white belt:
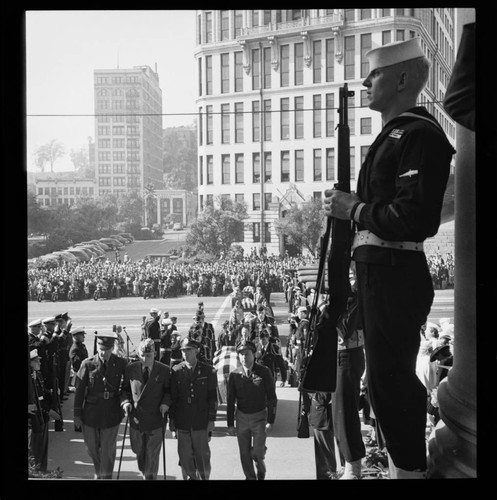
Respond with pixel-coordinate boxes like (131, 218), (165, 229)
(352, 230), (424, 253)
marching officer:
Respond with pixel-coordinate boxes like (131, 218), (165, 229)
(73, 331), (128, 479)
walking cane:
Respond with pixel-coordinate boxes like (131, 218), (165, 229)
(117, 414), (129, 479)
(161, 414), (167, 480)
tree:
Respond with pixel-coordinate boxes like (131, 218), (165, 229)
(70, 146), (94, 179)
(273, 198), (326, 255)
(34, 139), (66, 173)
(186, 198), (247, 256)
(162, 126), (197, 192)
(27, 192), (51, 235)
(116, 190), (144, 227)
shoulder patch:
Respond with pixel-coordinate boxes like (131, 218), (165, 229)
(389, 129), (405, 139)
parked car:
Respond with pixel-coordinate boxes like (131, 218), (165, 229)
(64, 248), (91, 262)
(118, 232), (134, 243)
(77, 244), (105, 257)
(110, 234), (128, 245)
(99, 237), (124, 250)
(51, 251), (79, 263)
(172, 222), (183, 231)
(87, 240), (112, 251)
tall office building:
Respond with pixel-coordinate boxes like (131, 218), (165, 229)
(93, 65), (164, 198)
(195, 9), (456, 255)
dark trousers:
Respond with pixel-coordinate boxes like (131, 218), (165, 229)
(29, 421), (49, 472)
(356, 259), (433, 471)
(332, 347), (366, 463)
(312, 428), (337, 479)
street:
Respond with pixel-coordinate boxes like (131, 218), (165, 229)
(27, 287), (454, 480)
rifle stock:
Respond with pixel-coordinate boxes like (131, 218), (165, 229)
(299, 84), (354, 393)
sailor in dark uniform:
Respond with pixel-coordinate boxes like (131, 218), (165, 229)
(325, 37), (455, 479)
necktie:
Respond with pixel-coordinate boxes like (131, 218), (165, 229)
(143, 367), (149, 383)
(102, 360), (107, 373)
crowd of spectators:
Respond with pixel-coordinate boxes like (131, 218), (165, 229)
(28, 253), (318, 303)
(427, 252), (454, 290)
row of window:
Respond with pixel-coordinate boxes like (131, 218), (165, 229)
(96, 100), (140, 110)
(198, 93), (371, 146)
(199, 9), (416, 45)
(97, 126), (140, 135)
(96, 115), (141, 123)
(37, 186), (94, 196)
(95, 76), (140, 84)
(198, 146), (369, 186)
(199, 30), (416, 96)
(98, 164), (140, 174)
(98, 152), (141, 161)
(97, 139), (141, 148)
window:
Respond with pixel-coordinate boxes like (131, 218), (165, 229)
(344, 9), (355, 22)
(206, 105), (213, 144)
(345, 36), (355, 80)
(264, 152), (272, 182)
(113, 151), (125, 161)
(295, 150), (304, 182)
(206, 155), (213, 184)
(221, 104), (230, 144)
(313, 95), (322, 138)
(361, 90), (368, 107)
(350, 146), (356, 180)
(313, 191), (322, 201)
(252, 101), (260, 142)
(294, 96), (304, 139)
(234, 10), (243, 36)
(264, 222), (271, 243)
(113, 164), (125, 174)
(206, 55), (213, 95)
(199, 156), (203, 185)
(360, 117), (372, 134)
(222, 154), (231, 184)
(360, 9), (371, 20)
(198, 58), (203, 96)
(235, 193), (244, 204)
(253, 193), (261, 211)
(113, 138), (125, 148)
(221, 10), (230, 40)
(98, 139), (110, 148)
(361, 33), (372, 78)
(234, 51), (243, 92)
(382, 30), (391, 45)
(281, 151), (290, 182)
(294, 42), (304, 85)
(205, 11), (213, 43)
(396, 30), (405, 41)
(252, 48), (260, 90)
(313, 40), (322, 83)
(313, 149), (322, 181)
(235, 102), (244, 143)
(264, 193), (272, 210)
(198, 107), (203, 145)
(380, 9), (391, 17)
(326, 148), (335, 180)
(252, 10), (259, 27)
(280, 45), (289, 87)
(253, 153), (260, 183)
(235, 154), (244, 183)
(221, 53), (230, 93)
(325, 39), (334, 82)
(348, 94), (355, 135)
(253, 223), (260, 242)
(264, 10), (271, 25)
(280, 98), (290, 140)
(326, 93), (335, 137)
(263, 47), (271, 89)
(361, 145), (369, 168)
(206, 194), (213, 206)
(264, 99), (271, 141)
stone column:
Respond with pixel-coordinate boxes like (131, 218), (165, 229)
(427, 8), (476, 479)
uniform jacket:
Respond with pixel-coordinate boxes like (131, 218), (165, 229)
(145, 315), (161, 340)
(69, 340), (88, 372)
(308, 392), (333, 431)
(227, 362), (277, 427)
(169, 359), (217, 431)
(121, 360), (172, 432)
(354, 107), (455, 265)
(74, 353), (128, 428)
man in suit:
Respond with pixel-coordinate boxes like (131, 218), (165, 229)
(73, 331), (128, 479)
(68, 327), (88, 430)
(169, 338), (218, 480)
(122, 339), (171, 480)
(144, 308), (163, 360)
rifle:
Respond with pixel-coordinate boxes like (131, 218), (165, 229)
(299, 83), (354, 393)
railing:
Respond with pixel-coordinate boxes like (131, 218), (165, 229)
(240, 12), (343, 37)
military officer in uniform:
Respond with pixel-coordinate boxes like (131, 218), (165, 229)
(143, 308), (162, 360)
(28, 318), (43, 350)
(325, 37), (455, 479)
(73, 331), (128, 479)
(169, 338), (218, 480)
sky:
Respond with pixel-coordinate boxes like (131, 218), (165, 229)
(25, 9), (198, 172)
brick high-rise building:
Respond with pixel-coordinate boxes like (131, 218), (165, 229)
(194, 9), (456, 255)
(93, 65), (164, 198)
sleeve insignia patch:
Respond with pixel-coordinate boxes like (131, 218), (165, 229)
(389, 129), (405, 139)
